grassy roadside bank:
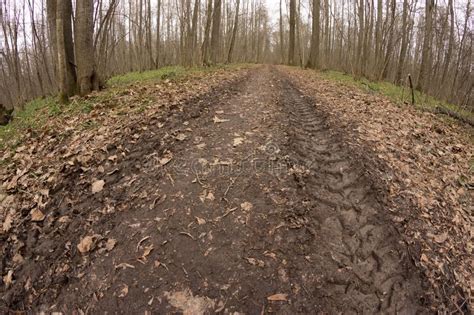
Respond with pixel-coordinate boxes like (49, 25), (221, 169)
(0, 64), (251, 150)
(317, 70), (473, 125)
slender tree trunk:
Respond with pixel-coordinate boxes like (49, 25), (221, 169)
(381, 0), (396, 80)
(190, 0), (200, 65)
(440, 0), (454, 87)
(416, 0), (434, 91)
(374, 0), (382, 72)
(201, 0), (213, 65)
(55, 0), (76, 103)
(46, 0), (57, 75)
(356, 0), (364, 76)
(395, 0), (410, 84)
(210, 0), (222, 64)
(227, 0), (240, 63)
(155, 0), (161, 68)
(288, 0), (296, 65)
(306, 0), (320, 69)
(279, 0), (284, 63)
(75, 0), (99, 96)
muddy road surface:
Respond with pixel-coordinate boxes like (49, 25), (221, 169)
(1, 66), (429, 313)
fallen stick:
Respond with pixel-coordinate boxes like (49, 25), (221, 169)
(434, 106), (474, 126)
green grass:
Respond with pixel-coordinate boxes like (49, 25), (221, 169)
(106, 66), (187, 87)
(106, 63), (254, 88)
(319, 70), (473, 122)
(0, 97), (58, 148)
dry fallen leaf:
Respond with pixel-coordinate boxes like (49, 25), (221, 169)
(77, 236), (95, 254)
(12, 253), (24, 265)
(3, 270), (13, 287)
(159, 156), (173, 166)
(175, 133), (187, 141)
(246, 257), (264, 267)
(199, 190), (215, 203)
(196, 217), (206, 225)
(92, 180), (105, 193)
(206, 192), (215, 201)
(2, 211), (13, 233)
(240, 202), (253, 211)
(30, 208), (45, 222)
(105, 238), (117, 251)
(138, 245), (154, 264)
(264, 251), (277, 259)
(118, 284), (129, 298)
(267, 293), (288, 301)
(233, 137), (244, 147)
(433, 232), (449, 243)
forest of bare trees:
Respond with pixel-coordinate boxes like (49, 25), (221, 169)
(0, 0), (472, 112)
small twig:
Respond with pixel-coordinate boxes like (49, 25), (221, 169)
(136, 236), (150, 251)
(223, 172), (242, 197)
(222, 207), (238, 219)
(193, 168), (206, 187)
(179, 232), (195, 240)
(214, 207), (238, 222)
(166, 173), (175, 186)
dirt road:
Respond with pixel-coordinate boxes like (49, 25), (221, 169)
(1, 66), (431, 313)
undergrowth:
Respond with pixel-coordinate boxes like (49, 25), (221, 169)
(319, 70), (473, 122)
(0, 64), (249, 149)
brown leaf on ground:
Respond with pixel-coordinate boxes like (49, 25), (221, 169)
(233, 137), (244, 147)
(2, 211), (13, 233)
(246, 257), (264, 267)
(91, 180), (105, 193)
(77, 236), (95, 254)
(3, 270), (13, 287)
(240, 202), (253, 211)
(118, 284), (129, 298)
(105, 238), (117, 251)
(164, 289), (216, 315)
(30, 208), (45, 222)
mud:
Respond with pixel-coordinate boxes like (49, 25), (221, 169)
(1, 66), (429, 313)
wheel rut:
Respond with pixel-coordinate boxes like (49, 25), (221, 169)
(276, 71), (425, 313)
(0, 66), (430, 313)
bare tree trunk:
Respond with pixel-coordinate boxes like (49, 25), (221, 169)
(395, 0), (410, 84)
(155, 0), (161, 67)
(46, 0), (57, 74)
(416, 0), (434, 91)
(380, 0), (395, 80)
(75, 0), (99, 96)
(210, 0), (222, 64)
(306, 0), (320, 69)
(227, 0), (240, 63)
(202, 0), (213, 65)
(146, 0), (154, 68)
(374, 0), (382, 72)
(288, 0), (296, 65)
(55, 0), (76, 103)
(356, 0), (364, 77)
(279, 0), (284, 63)
(440, 0), (454, 87)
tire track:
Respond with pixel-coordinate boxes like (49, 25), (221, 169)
(277, 72), (425, 313)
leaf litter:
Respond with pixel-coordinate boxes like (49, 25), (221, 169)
(285, 66), (472, 311)
(0, 65), (469, 313)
